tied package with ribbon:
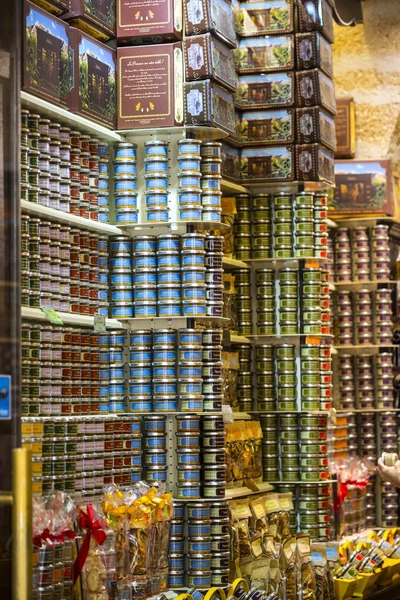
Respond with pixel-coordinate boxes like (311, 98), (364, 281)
(225, 421), (263, 488)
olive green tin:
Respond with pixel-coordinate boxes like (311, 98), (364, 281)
(254, 223), (272, 234)
(257, 325), (275, 335)
(275, 249), (293, 258)
(259, 414), (278, 428)
(253, 194), (272, 208)
(303, 323), (322, 335)
(253, 249), (272, 259)
(301, 386), (320, 399)
(296, 235), (314, 246)
(280, 324), (299, 334)
(253, 235), (272, 247)
(301, 359), (319, 371)
(238, 372), (253, 386)
(274, 193), (292, 207)
(257, 386), (275, 400)
(258, 400), (277, 411)
(296, 208), (314, 219)
(276, 358), (296, 372)
(280, 284), (298, 297)
(263, 468), (280, 482)
(275, 209), (293, 220)
(256, 345), (273, 359)
(275, 345), (295, 358)
(282, 468), (300, 482)
(261, 428), (278, 441)
(256, 269), (274, 283)
(256, 285), (274, 298)
(254, 209), (272, 221)
(280, 298), (298, 310)
(301, 400), (321, 411)
(236, 223), (251, 235)
(301, 468), (329, 482)
(301, 372), (321, 386)
(256, 359), (274, 371)
(299, 497), (330, 511)
(257, 298), (275, 310)
(295, 221), (314, 234)
(237, 298), (252, 311)
(274, 235), (293, 247)
(277, 372), (296, 385)
(295, 192), (314, 206)
(279, 269), (298, 283)
(278, 400), (297, 411)
(300, 429), (327, 441)
(303, 297), (321, 310)
(280, 414), (298, 428)
(281, 441), (300, 455)
(301, 346), (320, 358)
(257, 373), (275, 386)
(281, 455), (300, 469)
(300, 454), (328, 468)
(275, 221), (293, 234)
(300, 442), (327, 455)
(236, 249), (252, 260)
(277, 385), (296, 399)
(279, 428), (298, 441)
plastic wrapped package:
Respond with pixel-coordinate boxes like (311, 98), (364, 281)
(225, 421), (263, 487)
(222, 350), (239, 409)
(296, 534), (317, 600)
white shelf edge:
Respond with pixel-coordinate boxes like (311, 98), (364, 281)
(21, 200), (123, 235)
(21, 306), (123, 329)
(225, 482), (274, 499)
(230, 334), (252, 344)
(327, 218), (337, 229)
(221, 179), (248, 194)
(223, 257), (250, 269)
(21, 91), (124, 142)
(333, 280), (394, 291)
(335, 409), (399, 413)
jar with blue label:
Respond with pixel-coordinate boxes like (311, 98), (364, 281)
(182, 286), (206, 301)
(131, 454), (142, 467)
(188, 555), (212, 571)
(145, 157), (169, 173)
(170, 519), (185, 536)
(153, 363), (176, 379)
(109, 400), (125, 413)
(201, 175), (221, 191)
(144, 416), (166, 432)
(179, 364), (202, 378)
(109, 383), (125, 396)
(180, 397), (204, 412)
(145, 465), (168, 484)
(100, 401), (109, 412)
(176, 482), (201, 499)
(99, 366), (110, 380)
(109, 348), (125, 362)
(183, 303), (207, 316)
(110, 256), (131, 271)
(134, 288), (157, 303)
(168, 570), (185, 587)
(169, 536), (184, 553)
(179, 381), (202, 396)
(98, 289), (109, 302)
(176, 415), (200, 432)
(182, 253), (205, 268)
(111, 305), (134, 319)
(177, 449), (201, 465)
(157, 253), (180, 269)
(178, 156), (201, 172)
(98, 195), (109, 207)
(201, 158), (222, 175)
(133, 253), (157, 270)
(130, 399), (152, 412)
(111, 289), (133, 303)
(177, 171), (202, 189)
(172, 501), (184, 518)
(158, 270), (181, 285)
(181, 234), (205, 252)
(153, 398), (178, 412)
(98, 210), (110, 223)
(110, 273), (132, 288)
(188, 520), (211, 537)
(130, 330), (152, 346)
(157, 287), (181, 302)
(133, 236), (157, 253)
(146, 192), (169, 208)
(182, 270), (206, 285)
(98, 272), (109, 285)
(176, 433), (200, 448)
(144, 433), (167, 449)
(131, 469), (143, 483)
(177, 465), (201, 482)
(157, 234), (180, 253)
(115, 209), (139, 225)
(114, 142), (137, 161)
(110, 236), (132, 254)
(130, 381), (152, 397)
(153, 382), (177, 396)
(114, 161), (137, 176)
(187, 502), (211, 520)
(144, 140), (169, 157)
(178, 139), (201, 156)
(180, 206), (203, 222)
(130, 347), (152, 363)
(147, 208), (169, 223)
(134, 271), (157, 287)
(157, 303), (181, 318)
(179, 329), (203, 345)
(179, 347), (203, 362)
(179, 190), (202, 206)
(203, 209), (222, 222)
(188, 537), (212, 554)
(99, 384), (109, 397)
(145, 174), (169, 190)
(188, 571), (212, 588)
(153, 329), (176, 345)
(202, 191), (222, 207)
(114, 178), (137, 193)
(115, 194), (138, 209)
(135, 304), (157, 318)
(98, 178), (109, 191)
(170, 554), (185, 570)
(109, 366), (125, 381)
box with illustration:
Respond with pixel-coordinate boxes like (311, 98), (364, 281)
(235, 0), (293, 37)
(234, 35), (294, 74)
(117, 43), (184, 129)
(296, 107), (336, 151)
(69, 28), (116, 128)
(235, 72), (295, 109)
(221, 142), (241, 181)
(296, 143), (334, 184)
(116, 0), (182, 44)
(29, 0), (69, 16)
(23, 1), (72, 107)
(239, 145), (295, 183)
(297, 0), (334, 43)
(184, 0), (237, 48)
(62, 0), (115, 41)
(296, 69), (336, 115)
(183, 33), (236, 91)
(184, 79), (235, 134)
(238, 109), (295, 145)
(295, 32), (333, 77)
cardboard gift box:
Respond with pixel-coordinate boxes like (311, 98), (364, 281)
(23, 0), (72, 108)
(296, 107), (336, 151)
(235, 72), (295, 109)
(184, 79), (235, 135)
(297, 0), (334, 43)
(69, 28), (116, 129)
(183, 33), (237, 91)
(296, 69), (337, 115)
(239, 109), (295, 146)
(239, 145), (295, 183)
(235, 0), (294, 37)
(295, 32), (333, 78)
(29, 0), (69, 16)
(234, 35), (295, 74)
(116, 0), (182, 44)
(296, 143), (335, 184)
(221, 142), (241, 181)
(117, 43), (184, 129)
(62, 0), (115, 41)
(335, 98), (356, 159)
(184, 0), (237, 48)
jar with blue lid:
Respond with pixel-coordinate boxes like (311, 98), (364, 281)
(131, 453), (143, 467)
(153, 346), (176, 362)
(147, 209), (170, 223)
(114, 142), (137, 161)
(182, 270), (206, 285)
(145, 174), (169, 190)
(114, 178), (137, 193)
(98, 178), (109, 191)
(179, 346), (203, 362)
(144, 466), (168, 483)
(109, 400), (125, 413)
(99, 384), (109, 397)
(180, 206), (203, 222)
(187, 502), (211, 520)
(176, 415), (200, 432)
(130, 399), (152, 412)
(111, 272), (132, 288)
(144, 140), (169, 157)
(188, 537), (212, 554)
(134, 271), (157, 287)
(158, 270), (181, 285)
(99, 367), (110, 381)
(98, 195), (109, 207)
(168, 570), (185, 587)
(144, 415), (166, 432)
(115, 210), (139, 224)
(100, 400), (109, 412)
(179, 329), (203, 345)
(179, 381), (202, 396)
(182, 286), (206, 301)
(157, 286), (181, 302)
(115, 194), (138, 209)
(169, 554), (185, 570)
(180, 396), (204, 414)
(110, 236), (131, 254)
(201, 175), (221, 190)
(109, 366), (125, 381)
(108, 330), (126, 346)
(203, 208), (222, 222)
(99, 235), (110, 253)
(111, 289), (133, 303)
(183, 303), (207, 316)
(135, 304), (157, 318)
(176, 482), (201, 499)
(178, 155), (201, 172)
(201, 191), (222, 207)
(172, 501), (185, 518)
(109, 383), (125, 396)
(157, 234), (180, 253)
(144, 433), (167, 449)
(110, 256), (131, 270)
(178, 139), (201, 156)
(169, 537), (184, 553)
(111, 305), (134, 319)
(177, 449), (201, 465)
(114, 161), (137, 176)
(176, 433), (200, 448)
(145, 157), (169, 173)
(179, 189), (202, 206)
(177, 465), (201, 482)
(98, 289), (109, 302)
(133, 236), (156, 253)
(133, 253), (157, 270)
(170, 519), (185, 536)
(134, 288), (157, 303)
(146, 192), (169, 208)
(153, 328), (176, 345)
(157, 253), (180, 269)
(181, 253), (205, 268)
(130, 330), (152, 346)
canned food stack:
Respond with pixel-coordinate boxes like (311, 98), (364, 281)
(381, 482), (399, 528)
(372, 225), (391, 280)
(252, 194), (272, 259)
(300, 413), (330, 487)
(181, 234), (205, 317)
(176, 419), (201, 500)
(205, 235), (224, 317)
(314, 193), (329, 260)
(210, 501), (230, 586)
(346, 414), (358, 456)
(32, 537), (74, 600)
(202, 330), (223, 413)
(333, 228), (352, 282)
(375, 288), (393, 345)
(154, 328), (179, 412)
(109, 235), (133, 320)
(256, 345), (275, 412)
(294, 192), (314, 258)
(274, 193), (293, 258)
(233, 269), (252, 336)
(338, 354), (355, 410)
(179, 329), (203, 413)
(260, 413), (279, 482)
(158, 234), (182, 317)
(278, 344), (297, 412)
(114, 141), (138, 225)
(143, 416), (168, 487)
(101, 329), (126, 415)
(366, 478), (377, 528)
(280, 413), (300, 483)
(202, 416), (226, 499)
(201, 142), (223, 222)
(356, 289), (373, 345)
(129, 329), (152, 413)
(186, 502), (212, 588)
(302, 267), (323, 336)
(131, 235), (157, 317)
(357, 354), (374, 410)
(169, 500), (185, 588)
(377, 352), (394, 408)
(321, 269), (332, 335)
(359, 413), (377, 462)
(233, 193), (251, 260)
(97, 235), (110, 317)
(327, 235), (335, 281)
(353, 227), (371, 282)
(279, 269), (298, 335)
(178, 138), (202, 223)
(235, 344), (253, 412)
(336, 290), (353, 346)
(256, 268), (275, 335)
(298, 484), (334, 541)
(96, 141), (109, 221)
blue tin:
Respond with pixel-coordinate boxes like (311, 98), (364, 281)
(131, 420), (142, 433)
(153, 348), (176, 362)
(98, 238), (108, 253)
(182, 270), (206, 284)
(201, 176), (221, 190)
(130, 365), (152, 379)
(115, 210), (139, 224)
(144, 141), (169, 157)
(177, 484), (201, 498)
(179, 365), (202, 378)
(98, 196), (109, 207)
(113, 162), (137, 176)
(178, 139), (201, 155)
(153, 365), (176, 379)
(109, 366), (125, 380)
(134, 254), (157, 269)
(99, 352), (110, 363)
(189, 556), (211, 570)
(146, 193), (169, 207)
(176, 434), (200, 448)
(179, 191), (202, 206)
(189, 539), (212, 553)
(111, 289), (133, 302)
(169, 538), (184, 553)
(180, 349), (202, 362)
(202, 192), (222, 207)
(147, 209), (169, 222)
(181, 254), (204, 268)
(109, 401), (125, 412)
(170, 556), (185, 570)
(178, 172), (201, 188)
(130, 400), (152, 412)
(130, 331), (152, 346)
(153, 400), (178, 412)
(130, 383), (152, 396)
(153, 382), (177, 395)
(135, 305), (157, 317)
(144, 434), (167, 449)
(133, 237), (157, 253)
(108, 331), (126, 346)
(181, 234), (205, 251)
(201, 161), (221, 174)
(180, 382), (202, 395)
(98, 212), (110, 223)
(183, 287), (206, 301)
(153, 329), (176, 345)
(110, 273), (132, 287)
(145, 175), (169, 189)
(114, 178), (137, 192)
(157, 235), (180, 252)
(98, 144), (109, 157)
(181, 398), (204, 411)
(100, 401), (109, 413)
(98, 333), (110, 347)
(111, 305), (134, 319)
(177, 416), (200, 431)
(130, 349), (152, 362)
(172, 502), (185, 518)
(168, 572), (185, 587)
(97, 306), (109, 316)
(178, 467), (201, 482)
(109, 383), (125, 395)
(98, 272), (109, 285)
(188, 522), (211, 537)
(144, 416), (166, 432)
(99, 368), (110, 381)
(146, 467), (167, 481)
(178, 157), (201, 171)
(158, 271), (181, 285)
(115, 194), (138, 209)
(203, 209), (222, 222)
(131, 438), (142, 450)
(145, 158), (169, 173)
(131, 471), (142, 483)
(134, 271), (157, 286)
(99, 385), (109, 397)
(183, 304), (207, 317)
(98, 289), (109, 301)
(98, 162), (109, 174)
(187, 504), (211, 520)
(180, 330), (203, 345)
(109, 350), (124, 363)
(158, 304), (182, 317)
(180, 207), (203, 221)
(114, 143), (137, 160)
(157, 254), (180, 269)
(110, 257), (131, 270)
(177, 451), (201, 465)
(171, 521), (184, 536)
(144, 452), (166, 466)
(98, 255), (109, 269)
(158, 287), (181, 301)
(98, 179), (109, 190)
(134, 288), (157, 302)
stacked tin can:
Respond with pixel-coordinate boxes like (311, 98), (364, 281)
(176, 417), (201, 500)
(210, 501), (230, 586)
(201, 141), (222, 222)
(377, 352), (394, 408)
(256, 269), (275, 335)
(177, 139), (202, 222)
(114, 142), (138, 225)
(372, 225), (391, 279)
(233, 193), (251, 260)
(143, 140), (169, 223)
(252, 194), (272, 259)
(33, 536), (75, 600)
(100, 329), (126, 414)
(327, 234), (335, 281)
(314, 193), (329, 260)
(158, 234), (183, 317)
(202, 415), (225, 499)
(274, 193), (292, 258)
(169, 500), (185, 588)
(302, 344), (333, 412)
(109, 235), (133, 320)
(233, 269), (252, 336)
(179, 329), (204, 413)
(302, 267), (322, 336)
(260, 413), (279, 482)
(353, 227), (371, 281)
(376, 288), (393, 344)
(98, 235), (110, 317)
(297, 483), (333, 540)
(205, 235), (224, 317)
(320, 269), (332, 335)
(356, 289), (374, 344)
(337, 354), (356, 410)
(333, 228), (352, 282)
(202, 330), (223, 412)
(294, 192), (314, 258)
(129, 329), (153, 413)
(154, 328), (178, 412)
(132, 235), (157, 317)
(70, 227), (99, 316)
(381, 482), (399, 527)
(143, 416), (168, 487)
(186, 501), (212, 588)
(280, 268), (299, 334)
(256, 344), (275, 411)
(235, 344), (253, 412)
(96, 141), (109, 222)
(336, 290), (353, 346)
(182, 233), (207, 317)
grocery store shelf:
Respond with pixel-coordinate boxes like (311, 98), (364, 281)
(334, 280), (394, 291)
(245, 181), (333, 193)
(222, 257), (250, 270)
(121, 316), (230, 329)
(335, 344), (397, 354)
(249, 410), (331, 415)
(21, 307), (123, 328)
(329, 215), (396, 228)
(23, 412), (223, 420)
(230, 335), (252, 344)
(221, 179), (248, 194)
(118, 125), (228, 140)
(335, 409), (399, 413)
(247, 334), (334, 344)
(327, 218), (337, 229)
(265, 480), (335, 485)
(21, 91), (124, 142)
(119, 221), (229, 236)
(246, 257), (332, 267)
(225, 482), (274, 499)
(21, 200), (123, 235)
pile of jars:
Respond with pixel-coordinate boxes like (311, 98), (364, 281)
(32, 537), (74, 600)
(114, 142), (138, 225)
(337, 353), (394, 410)
(98, 329), (126, 414)
(233, 269), (252, 336)
(205, 236), (224, 317)
(142, 415), (169, 487)
(201, 142), (223, 220)
(178, 139), (203, 222)
(335, 289), (393, 346)
(234, 344), (253, 412)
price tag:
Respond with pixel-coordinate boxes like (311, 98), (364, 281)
(305, 260), (320, 269)
(222, 405), (234, 424)
(41, 307), (64, 325)
(94, 313), (106, 332)
(306, 336), (321, 346)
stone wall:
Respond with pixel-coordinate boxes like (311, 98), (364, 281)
(333, 0), (400, 172)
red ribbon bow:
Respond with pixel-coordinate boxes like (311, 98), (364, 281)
(33, 528), (76, 548)
(73, 504), (107, 584)
(334, 478), (369, 510)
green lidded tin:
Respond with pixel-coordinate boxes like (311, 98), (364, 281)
(280, 284), (298, 297)
(275, 209), (292, 220)
(253, 249), (273, 259)
(253, 193), (272, 208)
(278, 400), (297, 411)
(256, 345), (273, 359)
(296, 235), (314, 246)
(301, 385), (320, 399)
(301, 359), (319, 371)
(301, 345), (320, 358)
(257, 386), (275, 399)
(303, 268), (321, 282)
(254, 209), (272, 221)
(301, 468), (329, 482)
(274, 234), (292, 247)
(295, 192), (314, 206)
(257, 373), (275, 386)
(279, 428), (298, 441)
(296, 208), (314, 220)
(236, 223), (251, 235)
(279, 269), (298, 283)
(277, 372), (296, 385)
(235, 193), (251, 209)
(275, 344), (295, 359)
(301, 372), (320, 386)
(300, 428), (326, 441)
(256, 268), (274, 283)
(282, 468), (300, 482)
(276, 358), (296, 372)
(274, 193), (292, 207)
(236, 249), (252, 260)
(303, 323), (322, 335)
(257, 284), (274, 297)
(281, 455), (300, 468)
(280, 414), (298, 428)
(263, 469), (280, 482)
(260, 413), (278, 428)
(278, 385), (296, 399)
(257, 325), (275, 335)
(258, 400), (276, 411)
(275, 249), (293, 258)
(295, 221), (314, 234)
(300, 455), (328, 468)
(261, 427), (278, 441)
(280, 441), (299, 455)
(280, 298), (298, 310)
(235, 235), (252, 248)
(254, 223), (272, 234)
(299, 497), (329, 511)
(275, 221), (293, 234)
(256, 359), (274, 372)
(303, 297), (321, 310)
(300, 442), (327, 455)
(280, 311), (297, 324)
(302, 400), (321, 411)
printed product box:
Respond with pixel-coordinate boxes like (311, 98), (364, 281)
(295, 32), (333, 78)
(296, 69), (336, 115)
(69, 28), (116, 129)
(235, 72), (295, 109)
(239, 109), (295, 146)
(335, 98), (356, 159)
(117, 43), (184, 129)
(183, 33), (236, 91)
(116, 0), (182, 44)
(62, 0), (115, 42)
(184, 0), (237, 48)
(297, 0), (334, 43)
(23, 1), (72, 108)
(239, 145), (295, 183)
(296, 107), (336, 152)
(235, 0), (293, 37)
(331, 160), (399, 217)
(296, 143), (334, 184)
(29, 0), (69, 16)
(184, 79), (235, 135)
(221, 142), (241, 181)
(234, 35), (295, 74)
